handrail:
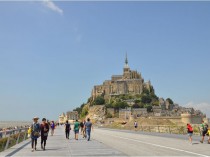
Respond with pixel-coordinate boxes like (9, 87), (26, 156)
(0, 127), (29, 152)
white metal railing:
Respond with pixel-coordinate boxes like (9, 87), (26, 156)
(0, 127), (28, 152)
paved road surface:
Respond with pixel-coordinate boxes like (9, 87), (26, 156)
(93, 128), (210, 156)
(0, 126), (210, 156)
(0, 126), (125, 157)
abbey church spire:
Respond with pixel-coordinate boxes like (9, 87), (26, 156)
(124, 53), (129, 69)
(123, 53), (130, 79)
(125, 53), (128, 65)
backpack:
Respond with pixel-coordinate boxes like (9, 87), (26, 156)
(203, 123), (208, 132)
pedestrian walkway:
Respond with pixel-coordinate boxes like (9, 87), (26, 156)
(0, 126), (125, 156)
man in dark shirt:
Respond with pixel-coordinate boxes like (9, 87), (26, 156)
(84, 118), (93, 141)
(65, 120), (71, 139)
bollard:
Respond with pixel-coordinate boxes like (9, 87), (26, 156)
(149, 126), (151, 132)
(158, 126), (160, 133)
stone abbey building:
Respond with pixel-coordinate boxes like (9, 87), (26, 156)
(91, 55), (152, 100)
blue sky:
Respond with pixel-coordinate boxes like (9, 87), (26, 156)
(0, 1), (210, 121)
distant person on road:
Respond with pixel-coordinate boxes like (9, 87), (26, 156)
(85, 118), (93, 141)
(51, 121), (55, 136)
(40, 118), (49, 151)
(31, 117), (40, 152)
(80, 120), (84, 135)
(83, 120), (86, 138)
(187, 123), (193, 144)
(65, 120), (71, 139)
(200, 120), (208, 143)
(74, 120), (80, 140)
(134, 121), (138, 131)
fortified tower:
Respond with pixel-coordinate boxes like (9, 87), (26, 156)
(91, 54), (153, 100)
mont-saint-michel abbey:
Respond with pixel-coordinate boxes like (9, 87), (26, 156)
(59, 55), (208, 125)
(91, 55), (152, 100)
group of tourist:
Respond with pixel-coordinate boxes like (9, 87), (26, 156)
(28, 117), (56, 152)
(28, 117), (93, 152)
(133, 120), (210, 145)
(186, 120), (210, 145)
(64, 118), (93, 141)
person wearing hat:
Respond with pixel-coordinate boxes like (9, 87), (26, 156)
(40, 118), (49, 150)
(31, 117), (40, 152)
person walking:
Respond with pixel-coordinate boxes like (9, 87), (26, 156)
(51, 121), (55, 136)
(80, 121), (84, 135)
(85, 118), (93, 141)
(134, 121), (138, 131)
(65, 120), (71, 139)
(74, 120), (80, 140)
(200, 120), (208, 143)
(31, 117), (40, 152)
(187, 123), (193, 145)
(82, 120), (86, 138)
(40, 118), (49, 151)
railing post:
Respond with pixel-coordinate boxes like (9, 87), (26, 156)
(4, 136), (10, 150)
(24, 131), (27, 141)
(16, 133), (21, 145)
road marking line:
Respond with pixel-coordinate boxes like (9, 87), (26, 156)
(97, 130), (209, 157)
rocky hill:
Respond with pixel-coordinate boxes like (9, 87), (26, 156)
(84, 105), (106, 123)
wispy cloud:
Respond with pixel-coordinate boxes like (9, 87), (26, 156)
(183, 101), (210, 118)
(42, 0), (63, 15)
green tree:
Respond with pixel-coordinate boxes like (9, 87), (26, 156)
(94, 96), (105, 105)
(105, 104), (113, 108)
(152, 100), (159, 106)
(80, 105), (88, 118)
(142, 88), (150, 95)
(134, 99), (141, 103)
(139, 103), (144, 108)
(133, 103), (140, 108)
(166, 98), (174, 104)
(144, 104), (153, 112)
(141, 95), (152, 104)
(73, 107), (82, 114)
(113, 101), (128, 109)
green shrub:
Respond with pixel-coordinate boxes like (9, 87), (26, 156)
(94, 96), (105, 105)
